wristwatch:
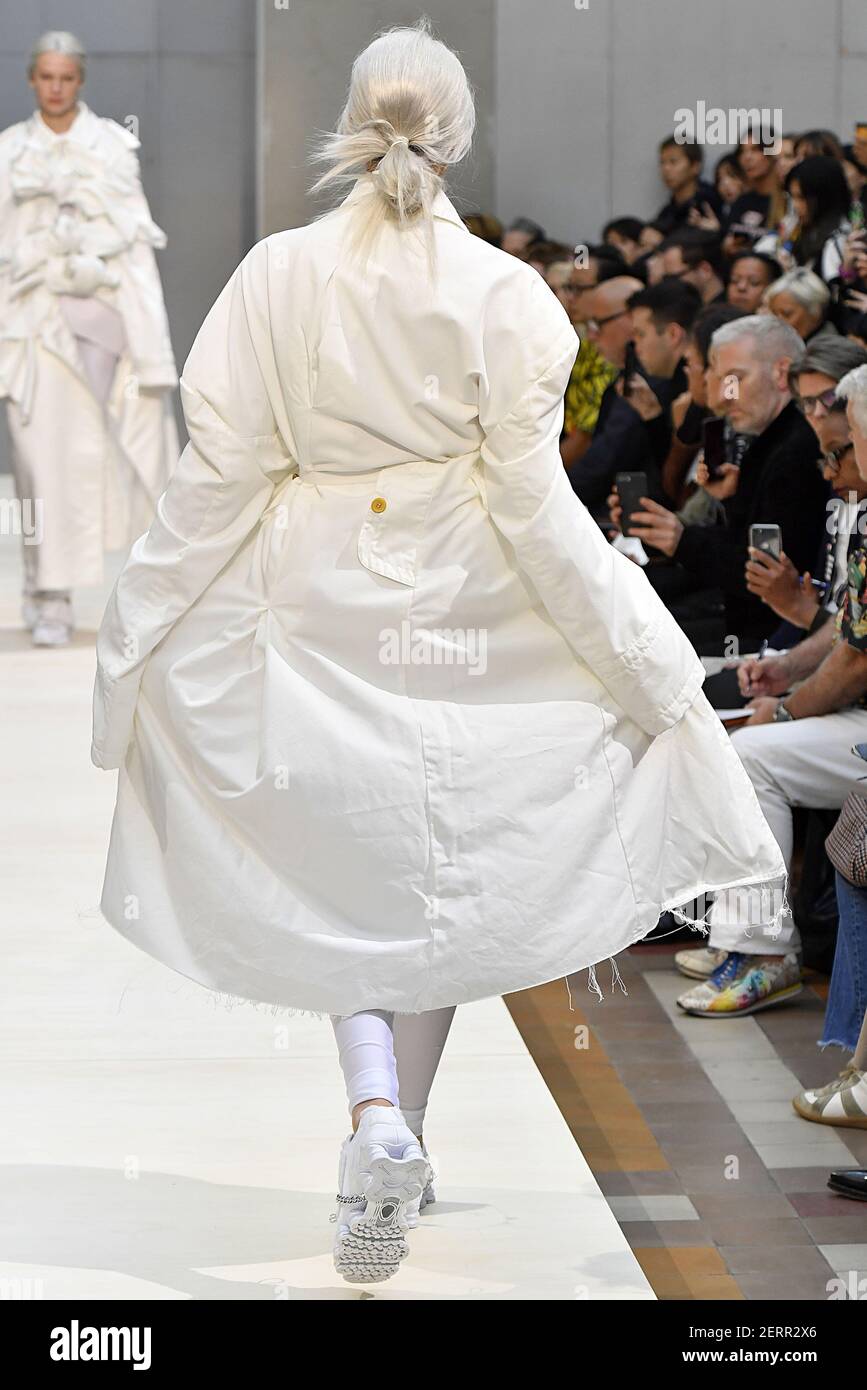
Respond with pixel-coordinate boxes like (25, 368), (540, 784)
(772, 700), (795, 723)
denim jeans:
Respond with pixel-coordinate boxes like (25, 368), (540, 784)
(821, 870), (867, 1053)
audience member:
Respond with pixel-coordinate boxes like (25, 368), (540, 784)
(653, 135), (722, 235)
(764, 266), (838, 343)
(675, 360), (867, 1019)
(659, 228), (726, 304)
(500, 216), (546, 257)
(566, 275), (697, 515)
(617, 315), (826, 653)
(727, 250), (783, 313)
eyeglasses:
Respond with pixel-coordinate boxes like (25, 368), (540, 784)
(797, 387), (844, 415)
(821, 443), (855, 474)
(585, 308), (631, 333)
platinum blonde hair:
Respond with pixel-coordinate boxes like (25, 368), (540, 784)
(837, 363), (867, 436)
(764, 267), (830, 318)
(29, 30), (87, 80)
(308, 16), (475, 280)
(710, 312), (806, 373)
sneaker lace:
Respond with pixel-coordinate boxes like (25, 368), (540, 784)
(708, 951), (747, 987)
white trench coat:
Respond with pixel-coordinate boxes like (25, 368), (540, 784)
(0, 102), (178, 591)
(92, 174), (789, 1017)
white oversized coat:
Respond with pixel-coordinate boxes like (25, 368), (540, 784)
(91, 173), (789, 1017)
(0, 102), (178, 590)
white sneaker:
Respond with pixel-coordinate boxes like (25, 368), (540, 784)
(405, 1139), (436, 1229)
(32, 595), (74, 647)
(674, 946), (727, 980)
(331, 1105), (431, 1284)
(22, 591), (39, 629)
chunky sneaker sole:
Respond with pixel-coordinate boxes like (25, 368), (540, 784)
(332, 1108), (432, 1285)
(333, 1150), (431, 1283)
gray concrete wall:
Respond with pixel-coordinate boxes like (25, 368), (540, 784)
(0, 0), (255, 468)
(496, 0), (867, 246)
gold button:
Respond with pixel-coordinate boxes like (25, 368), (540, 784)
(370, 496), (387, 513)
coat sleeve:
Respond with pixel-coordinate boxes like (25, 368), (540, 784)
(91, 238), (295, 770)
(477, 265), (707, 737)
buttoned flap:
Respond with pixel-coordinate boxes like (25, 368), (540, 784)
(356, 466), (439, 586)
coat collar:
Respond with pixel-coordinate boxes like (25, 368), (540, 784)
(337, 173), (468, 231)
(28, 100), (101, 149)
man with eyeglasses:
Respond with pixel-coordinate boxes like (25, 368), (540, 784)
(565, 274), (692, 518)
(623, 314), (826, 657)
(734, 338), (867, 700)
(675, 349), (867, 1021)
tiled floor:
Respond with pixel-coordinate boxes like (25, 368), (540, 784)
(506, 947), (867, 1300)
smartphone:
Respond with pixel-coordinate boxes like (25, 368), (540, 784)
(701, 416), (726, 480)
(616, 470), (648, 537)
(749, 523), (782, 559)
(622, 339), (639, 398)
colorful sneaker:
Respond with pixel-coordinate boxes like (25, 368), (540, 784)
(674, 946), (727, 980)
(793, 1064), (867, 1128)
(330, 1105), (431, 1284)
(405, 1139), (436, 1229)
(677, 950), (802, 1017)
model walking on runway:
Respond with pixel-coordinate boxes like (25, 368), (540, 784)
(92, 18), (789, 1283)
(0, 30), (177, 646)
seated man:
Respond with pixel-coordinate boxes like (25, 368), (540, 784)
(623, 314), (828, 653)
(700, 335), (867, 709)
(676, 360), (867, 1019)
(659, 228), (727, 305)
(565, 275), (697, 518)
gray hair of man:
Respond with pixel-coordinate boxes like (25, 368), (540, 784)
(836, 364), (867, 437)
(764, 267), (830, 317)
(29, 30), (87, 79)
(789, 337), (867, 394)
(308, 15), (475, 282)
(710, 312), (806, 377)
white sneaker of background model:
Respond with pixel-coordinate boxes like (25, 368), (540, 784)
(32, 595), (74, 647)
(22, 590), (39, 629)
(331, 1104), (431, 1284)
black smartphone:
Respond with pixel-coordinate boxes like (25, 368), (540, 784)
(701, 416), (726, 480)
(615, 470), (648, 537)
(622, 339), (639, 398)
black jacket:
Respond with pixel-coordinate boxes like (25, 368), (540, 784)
(566, 363), (687, 518)
(654, 180), (723, 236)
(673, 400), (828, 645)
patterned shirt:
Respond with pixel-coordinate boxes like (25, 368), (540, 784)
(563, 336), (618, 437)
(833, 547), (867, 708)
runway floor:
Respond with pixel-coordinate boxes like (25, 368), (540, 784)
(2, 475), (866, 1300)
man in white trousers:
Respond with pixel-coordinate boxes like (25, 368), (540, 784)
(678, 359), (867, 1017)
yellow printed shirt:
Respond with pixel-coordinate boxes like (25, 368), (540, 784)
(562, 336), (618, 437)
